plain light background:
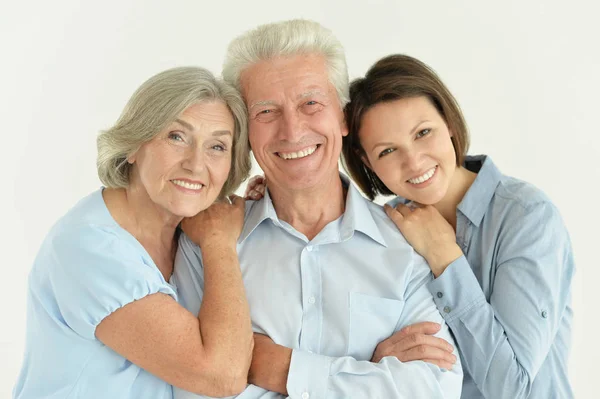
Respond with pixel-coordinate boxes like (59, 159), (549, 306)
(1, 0), (598, 397)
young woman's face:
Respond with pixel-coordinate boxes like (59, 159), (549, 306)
(358, 96), (457, 205)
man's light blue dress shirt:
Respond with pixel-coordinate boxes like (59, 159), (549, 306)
(13, 189), (176, 399)
(173, 177), (463, 399)
(390, 155), (574, 399)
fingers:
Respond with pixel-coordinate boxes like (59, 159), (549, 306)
(401, 344), (457, 365)
(384, 322), (441, 346)
(399, 321), (442, 338)
(229, 194), (245, 207)
(384, 204), (403, 223)
(397, 331), (454, 353)
(245, 176), (266, 200)
(246, 189), (263, 200)
(395, 202), (416, 217)
(245, 175), (266, 197)
(421, 358), (456, 370)
(373, 334), (457, 365)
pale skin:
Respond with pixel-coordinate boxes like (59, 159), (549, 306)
(95, 101), (253, 396)
(238, 53), (349, 395)
(244, 96), (468, 383)
(239, 55), (459, 395)
(362, 96), (477, 367)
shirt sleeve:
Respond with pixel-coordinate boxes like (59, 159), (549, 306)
(286, 254), (463, 399)
(49, 224), (177, 340)
(428, 201), (574, 399)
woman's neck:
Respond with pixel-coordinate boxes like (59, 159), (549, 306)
(103, 183), (182, 280)
(433, 166), (477, 230)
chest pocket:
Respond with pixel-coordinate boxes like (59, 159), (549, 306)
(347, 292), (405, 360)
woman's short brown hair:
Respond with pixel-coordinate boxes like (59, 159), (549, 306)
(342, 54), (470, 200)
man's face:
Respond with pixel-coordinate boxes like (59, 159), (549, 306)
(241, 54), (347, 193)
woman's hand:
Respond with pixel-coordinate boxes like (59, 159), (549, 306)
(372, 322), (456, 370)
(384, 202), (463, 277)
(181, 194), (245, 247)
(244, 175), (266, 200)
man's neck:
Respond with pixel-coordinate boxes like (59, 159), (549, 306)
(268, 174), (346, 241)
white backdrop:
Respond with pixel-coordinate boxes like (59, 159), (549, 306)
(1, 0), (598, 397)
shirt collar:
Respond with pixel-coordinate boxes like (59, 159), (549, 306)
(239, 186), (279, 243)
(339, 174), (388, 247)
(457, 155), (502, 227)
(239, 174), (387, 247)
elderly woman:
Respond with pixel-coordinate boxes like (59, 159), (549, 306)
(13, 67), (254, 399)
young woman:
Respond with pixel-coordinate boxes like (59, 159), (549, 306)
(341, 54), (574, 399)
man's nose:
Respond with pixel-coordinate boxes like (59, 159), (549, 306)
(279, 110), (304, 142)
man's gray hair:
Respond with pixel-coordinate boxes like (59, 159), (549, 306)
(222, 19), (349, 107)
(97, 66), (251, 199)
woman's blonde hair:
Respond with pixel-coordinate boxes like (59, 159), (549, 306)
(97, 66), (251, 198)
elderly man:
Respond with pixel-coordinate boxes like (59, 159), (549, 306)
(174, 20), (462, 398)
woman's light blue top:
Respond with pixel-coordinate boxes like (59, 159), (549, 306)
(14, 189), (177, 399)
(390, 155), (574, 399)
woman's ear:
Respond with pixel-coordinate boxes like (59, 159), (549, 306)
(360, 153), (372, 169)
(126, 150), (137, 164)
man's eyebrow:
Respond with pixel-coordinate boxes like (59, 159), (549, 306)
(249, 100), (277, 111)
(298, 90), (326, 100)
(174, 118), (194, 131)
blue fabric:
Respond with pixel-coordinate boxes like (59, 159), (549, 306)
(389, 155), (574, 399)
(14, 189), (176, 399)
(173, 177), (463, 399)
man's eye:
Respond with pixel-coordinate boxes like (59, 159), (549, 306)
(416, 129), (431, 138)
(258, 109), (272, 115)
(378, 148), (394, 158)
(306, 100), (317, 106)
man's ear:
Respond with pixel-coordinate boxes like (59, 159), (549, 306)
(341, 117), (349, 137)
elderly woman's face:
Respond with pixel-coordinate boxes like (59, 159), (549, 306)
(129, 101), (234, 218)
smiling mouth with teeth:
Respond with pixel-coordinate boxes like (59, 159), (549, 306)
(171, 179), (204, 190)
(407, 166), (437, 184)
(277, 145), (319, 160)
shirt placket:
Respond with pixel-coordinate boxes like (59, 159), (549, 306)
(456, 213), (472, 253)
(299, 244), (322, 355)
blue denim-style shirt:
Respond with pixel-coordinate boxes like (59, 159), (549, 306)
(173, 177), (463, 399)
(389, 155), (574, 399)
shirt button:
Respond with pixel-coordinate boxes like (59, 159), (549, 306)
(306, 246), (313, 252)
(437, 292), (443, 298)
(308, 296), (316, 304)
(541, 310), (548, 318)
(308, 350), (314, 354)
(443, 306), (451, 314)
(302, 392), (310, 399)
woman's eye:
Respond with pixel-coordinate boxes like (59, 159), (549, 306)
(416, 128), (431, 138)
(378, 148), (394, 158)
(212, 144), (226, 152)
(168, 132), (184, 142)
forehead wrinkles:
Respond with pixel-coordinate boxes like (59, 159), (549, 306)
(242, 56), (332, 107)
